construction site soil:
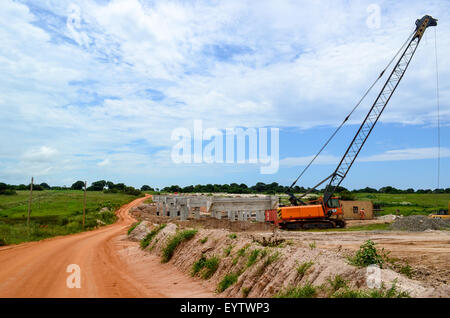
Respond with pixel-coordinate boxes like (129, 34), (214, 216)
(129, 205), (450, 298)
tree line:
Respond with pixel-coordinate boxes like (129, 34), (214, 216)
(1, 181), (448, 196)
(160, 183), (450, 195)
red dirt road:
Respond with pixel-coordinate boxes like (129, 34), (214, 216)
(0, 195), (213, 298)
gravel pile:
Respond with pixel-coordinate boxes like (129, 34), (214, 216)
(390, 215), (450, 231)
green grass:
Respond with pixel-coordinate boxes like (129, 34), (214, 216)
(353, 193), (450, 216)
(296, 261), (314, 277)
(0, 190), (139, 245)
(192, 255), (220, 279)
(127, 221), (141, 235)
(246, 249), (261, 268)
(217, 273), (239, 293)
(332, 280), (410, 298)
(223, 244), (233, 257)
(161, 229), (198, 263)
(274, 283), (317, 298)
(140, 224), (166, 249)
(199, 237), (208, 244)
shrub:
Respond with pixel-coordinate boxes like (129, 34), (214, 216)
(140, 224), (166, 249)
(199, 237), (208, 244)
(348, 240), (384, 268)
(296, 261), (314, 278)
(309, 242), (316, 249)
(162, 229), (197, 263)
(229, 233), (237, 239)
(274, 283), (317, 298)
(217, 273), (239, 293)
(0, 237), (6, 246)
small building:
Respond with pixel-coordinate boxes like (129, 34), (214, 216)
(340, 200), (374, 220)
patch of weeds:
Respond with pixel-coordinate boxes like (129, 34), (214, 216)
(327, 275), (347, 292)
(242, 286), (252, 298)
(127, 221), (141, 235)
(309, 241), (316, 249)
(246, 249), (261, 268)
(149, 238), (159, 251)
(399, 263), (413, 278)
(255, 251), (280, 277)
(199, 237), (208, 244)
(192, 256), (207, 276)
(192, 255), (220, 279)
(348, 240), (384, 268)
(274, 283), (317, 298)
(161, 229), (198, 263)
(202, 256), (220, 279)
(232, 244), (249, 265)
(296, 261), (314, 278)
(332, 280), (410, 298)
(217, 273), (239, 293)
(229, 233), (237, 239)
(140, 224), (166, 249)
(252, 235), (285, 247)
(0, 237), (6, 246)
(223, 244), (233, 257)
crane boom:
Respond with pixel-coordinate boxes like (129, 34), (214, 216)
(322, 15), (437, 207)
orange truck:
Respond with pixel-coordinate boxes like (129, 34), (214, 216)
(265, 15), (437, 230)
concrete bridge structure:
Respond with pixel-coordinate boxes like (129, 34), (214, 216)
(152, 194), (278, 222)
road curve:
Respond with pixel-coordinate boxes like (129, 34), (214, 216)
(0, 195), (213, 298)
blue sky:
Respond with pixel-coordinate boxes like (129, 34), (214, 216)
(0, 0), (448, 190)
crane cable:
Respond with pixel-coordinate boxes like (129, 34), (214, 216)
(434, 27), (441, 190)
(289, 28), (416, 190)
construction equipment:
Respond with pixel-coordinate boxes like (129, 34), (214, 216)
(266, 15), (438, 230)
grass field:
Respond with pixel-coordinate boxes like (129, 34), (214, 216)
(353, 193), (450, 216)
(0, 190), (141, 245)
(280, 193), (449, 216)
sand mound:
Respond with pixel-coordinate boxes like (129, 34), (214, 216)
(131, 222), (442, 298)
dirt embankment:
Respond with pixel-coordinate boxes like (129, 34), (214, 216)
(129, 220), (449, 298)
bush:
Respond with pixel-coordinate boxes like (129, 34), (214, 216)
(161, 229), (197, 262)
(348, 240), (384, 268)
(140, 224), (166, 249)
(217, 273), (238, 293)
(192, 255), (220, 279)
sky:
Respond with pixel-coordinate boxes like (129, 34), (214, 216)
(0, 0), (448, 190)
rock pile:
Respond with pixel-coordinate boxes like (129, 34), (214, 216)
(390, 215), (450, 231)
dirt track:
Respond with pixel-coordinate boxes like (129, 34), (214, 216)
(0, 195), (213, 298)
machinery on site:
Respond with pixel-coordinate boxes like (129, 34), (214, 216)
(266, 15), (438, 230)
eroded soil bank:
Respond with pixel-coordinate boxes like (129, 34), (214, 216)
(128, 217), (450, 298)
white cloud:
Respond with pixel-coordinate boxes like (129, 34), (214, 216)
(281, 147), (450, 167)
(0, 0), (448, 185)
